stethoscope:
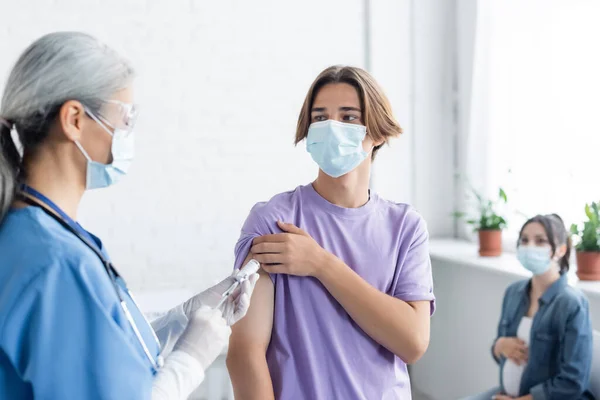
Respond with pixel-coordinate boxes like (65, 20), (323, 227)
(18, 185), (164, 373)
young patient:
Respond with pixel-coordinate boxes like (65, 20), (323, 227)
(227, 66), (436, 400)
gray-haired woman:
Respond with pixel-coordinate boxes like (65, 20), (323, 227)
(0, 32), (258, 399)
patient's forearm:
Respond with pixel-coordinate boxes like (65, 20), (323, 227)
(226, 266), (275, 400)
(227, 348), (274, 400)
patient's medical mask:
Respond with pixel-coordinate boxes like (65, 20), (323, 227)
(306, 120), (371, 178)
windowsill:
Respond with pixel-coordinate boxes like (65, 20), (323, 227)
(429, 238), (600, 298)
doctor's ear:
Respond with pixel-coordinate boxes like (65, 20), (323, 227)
(58, 100), (87, 142)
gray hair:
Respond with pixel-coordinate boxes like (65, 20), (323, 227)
(0, 31), (135, 222)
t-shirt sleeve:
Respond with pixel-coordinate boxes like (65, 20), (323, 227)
(1, 259), (153, 400)
(233, 203), (279, 283)
(392, 212), (436, 315)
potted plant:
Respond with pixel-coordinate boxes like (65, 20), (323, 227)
(570, 201), (600, 281)
(454, 187), (508, 257)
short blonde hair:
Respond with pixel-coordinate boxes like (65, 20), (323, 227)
(295, 66), (402, 159)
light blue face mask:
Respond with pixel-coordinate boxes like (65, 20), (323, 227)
(517, 246), (554, 275)
(75, 110), (135, 190)
(306, 120), (371, 178)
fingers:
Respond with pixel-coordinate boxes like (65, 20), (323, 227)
(251, 242), (286, 254)
(225, 274), (261, 325)
(512, 339), (528, 364)
(227, 291), (253, 326)
(232, 293), (251, 321)
(240, 274), (259, 293)
(253, 253), (286, 264)
(221, 297), (234, 321)
(252, 233), (288, 245)
(513, 342), (527, 353)
(277, 221), (308, 236)
(248, 273), (260, 286)
(251, 222), (309, 246)
(509, 348), (528, 365)
(509, 356), (524, 366)
(499, 338), (528, 366)
(236, 276), (258, 301)
(508, 354), (522, 365)
(514, 339), (527, 351)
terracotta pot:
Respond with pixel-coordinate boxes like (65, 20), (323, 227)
(478, 230), (502, 257)
(576, 251), (600, 281)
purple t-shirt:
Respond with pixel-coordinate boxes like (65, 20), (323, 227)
(234, 184), (435, 400)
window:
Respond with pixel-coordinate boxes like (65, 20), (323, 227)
(485, 0), (600, 231)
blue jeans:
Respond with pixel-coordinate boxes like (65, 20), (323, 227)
(461, 387), (502, 400)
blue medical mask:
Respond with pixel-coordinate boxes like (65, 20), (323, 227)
(76, 110), (135, 190)
(306, 120), (371, 178)
(517, 246), (553, 275)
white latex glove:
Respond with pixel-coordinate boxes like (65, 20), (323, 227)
(220, 273), (260, 325)
(182, 271), (260, 326)
(152, 307), (230, 400)
(173, 306), (231, 371)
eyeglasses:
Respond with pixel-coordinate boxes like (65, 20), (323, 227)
(100, 99), (138, 130)
(83, 100), (138, 139)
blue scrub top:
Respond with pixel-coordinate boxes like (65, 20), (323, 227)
(0, 206), (160, 399)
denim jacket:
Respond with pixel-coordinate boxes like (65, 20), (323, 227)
(492, 274), (594, 400)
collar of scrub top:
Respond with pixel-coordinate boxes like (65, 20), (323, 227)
(21, 184), (102, 252)
(19, 184), (164, 372)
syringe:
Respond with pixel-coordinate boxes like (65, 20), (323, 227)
(216, 259), (260, 309)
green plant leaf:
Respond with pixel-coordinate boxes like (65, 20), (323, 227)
(460, 182), (508, 232)
(585, 204), (596, 223)
(592, 202), (600, 217)
(579, 217), (600, 251)
(499, 188), (508, 203)
(570, 223), (579, 236)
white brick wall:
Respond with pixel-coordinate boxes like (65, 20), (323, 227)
(0, 0), (395, 292)
(0, 1), (465, 294)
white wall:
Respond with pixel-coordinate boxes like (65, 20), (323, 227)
(0, 0), (431, 291)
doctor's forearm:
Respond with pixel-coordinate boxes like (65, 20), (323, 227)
(315, 256), (430, 364)
(151, 304), (188, 356)
(152, 350), (205, 400)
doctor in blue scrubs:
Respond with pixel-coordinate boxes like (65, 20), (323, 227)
(0, 32), (259, 399)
